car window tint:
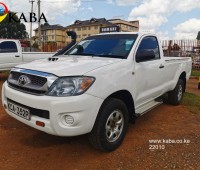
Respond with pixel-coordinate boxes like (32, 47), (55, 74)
(137, 36), (160, 60)
(65, 34), (138, 59)
(83, 39), (134, 57)
(0, 41), (18, 53)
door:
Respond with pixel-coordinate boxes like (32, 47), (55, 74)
(0, 41), (22, 70)
(134, 36), (165, 106)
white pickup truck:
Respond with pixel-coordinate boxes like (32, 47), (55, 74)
(2, 33), (192, 152)
(0, 39), (55, 71)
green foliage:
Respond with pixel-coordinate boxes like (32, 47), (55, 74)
(38, 22), (49, 29)
(191, 70), (200, 77)
(47, 41), (56, 44)
(183, 92), (200, 114)
(197, 31), (200, 40)
(43, 22), (49, 27)
(32, 42), (39, 49)
(0, 11), (28, 39)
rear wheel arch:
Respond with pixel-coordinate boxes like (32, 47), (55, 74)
(179, 72), (186, 92)
(168, 78), (185, 105)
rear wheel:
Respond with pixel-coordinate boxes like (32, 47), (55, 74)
(168, 79), (184, 105)
(88, 98), (129, 152)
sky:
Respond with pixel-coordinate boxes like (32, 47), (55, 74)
(1, 0), (200, 40)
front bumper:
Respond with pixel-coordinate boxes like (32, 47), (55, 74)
(2, 82), (103, 136)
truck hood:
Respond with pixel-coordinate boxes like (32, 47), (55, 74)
(17, 55), (123, 77)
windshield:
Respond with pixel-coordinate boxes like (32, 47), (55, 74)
(65, 34), (138, 59)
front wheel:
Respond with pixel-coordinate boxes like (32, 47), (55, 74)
(88, 98), (129, 152)
(168, 79), (185, 105)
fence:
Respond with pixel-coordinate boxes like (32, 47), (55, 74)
(42, 42), (65, 52)
(162, 39), (200, 57)
(22, 47), (41, 52)
(162, 39), (200, 69)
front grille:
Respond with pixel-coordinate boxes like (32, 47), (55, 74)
(9, 83), (46, 94)
(8, 70), (48, 95)
(7, 98), (50, 119)
(11, 71), (47, 86)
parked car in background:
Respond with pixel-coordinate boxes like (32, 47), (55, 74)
(0, 40), (55, 71)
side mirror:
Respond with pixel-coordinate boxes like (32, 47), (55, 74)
(76, 45), (84, 54)
(136, 49), (155, 62)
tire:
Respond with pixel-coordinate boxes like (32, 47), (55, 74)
(88, 98), (129, 152)
(168, 79), (184, 105)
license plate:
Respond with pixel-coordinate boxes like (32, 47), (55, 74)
(7, 101), (31, 120)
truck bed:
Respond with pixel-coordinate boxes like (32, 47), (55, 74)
(165, 57), (191, 62)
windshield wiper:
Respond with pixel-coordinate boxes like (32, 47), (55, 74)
(94, 54), (125, 59)
(69, 53), (96, 56)
(68, 53), (125, 59)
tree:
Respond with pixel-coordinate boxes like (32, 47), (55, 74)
(0, 11), (28, 39)
(43, 22), (49, 26)
(197, 31), (200, 40)
(32, 42), (39, 49)
(40, 22), (49, 28)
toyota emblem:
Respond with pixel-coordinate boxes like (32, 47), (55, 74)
(18, 75), (31, 86)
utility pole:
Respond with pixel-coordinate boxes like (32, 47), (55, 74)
(38, 0), (41, 48)
(29, 0), (35, 51)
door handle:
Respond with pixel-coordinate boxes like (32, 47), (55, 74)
(159, 65), (165, 69)
(15, 55), (20, 57)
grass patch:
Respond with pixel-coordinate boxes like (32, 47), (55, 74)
(182, 92), (200, 114)
(191, 70), (200, 77)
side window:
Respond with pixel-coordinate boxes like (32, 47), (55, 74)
(0, 41), (18, 53)
(136, 36), (160, 61)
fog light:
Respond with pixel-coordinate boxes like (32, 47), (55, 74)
(64, 115), (74, 125)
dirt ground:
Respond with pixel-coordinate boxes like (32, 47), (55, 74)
(0, 73), (200, 170)
(186, 78), (200, 96)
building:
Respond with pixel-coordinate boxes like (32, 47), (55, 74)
(66, 18), (114, 43)
(34, 24), (66, 48)
(108, 19), (139, 32)
(66, 18), (139, 44)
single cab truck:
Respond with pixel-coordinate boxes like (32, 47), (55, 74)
(2, 33), (192, 151)
(0, 39), (55, 71)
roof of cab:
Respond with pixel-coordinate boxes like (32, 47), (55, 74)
(93, 32), (157, 38)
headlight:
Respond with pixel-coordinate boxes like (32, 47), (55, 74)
(47, 76), (95, 97)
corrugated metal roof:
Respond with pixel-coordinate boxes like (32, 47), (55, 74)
(66, 18), (114, 28)
(34, 24), (65, 31)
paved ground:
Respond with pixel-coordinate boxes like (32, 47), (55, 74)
(0, 73), (200, 170)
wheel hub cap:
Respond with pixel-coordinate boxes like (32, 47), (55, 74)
(105, 110), (124, 142)
(178, 85), (183, 101)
